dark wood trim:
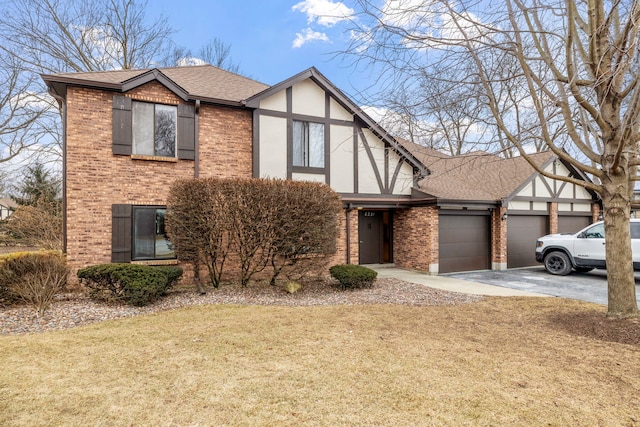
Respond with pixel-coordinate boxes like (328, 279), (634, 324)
(286, 87), (293, 180)
(383, 147), (389, 193)
(557, 211), (594, 217)
(510, 195), (594, 204)
(390, 157), (404, 193)
(122, 69), (189, 100)
(325, 92), (331, 186)
(255, 108), (353, 126)
(538, 174), (555, 197)
(353, 125), (358, 193)
(195, 100), (200, 177)
(357, 126), (384, 194)
(506, 210), (550, 216)
(252, 109), (260, 178)
(292, 166), (325, 174)
(438, 209), (491, 216)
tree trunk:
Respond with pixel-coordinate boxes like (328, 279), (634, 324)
(601, 168), (638, 318)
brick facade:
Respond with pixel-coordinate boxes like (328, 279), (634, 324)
(548, 202), (559, 234)
(491, 207), (508, 270)
(393, 206), (438, 273)
(65, 83), (253, 273)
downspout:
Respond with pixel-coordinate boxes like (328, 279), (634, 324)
(48, 88), (67, 254)
(194, 99), (200, 178)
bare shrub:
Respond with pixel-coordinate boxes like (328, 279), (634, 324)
(0, 251), (68, 316)
(0, 200), (62, 250)
(166, 178), (342, 288)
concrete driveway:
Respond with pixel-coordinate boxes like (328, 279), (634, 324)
(447, 266), (640, 306)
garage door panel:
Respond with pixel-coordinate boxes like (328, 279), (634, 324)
(439, 214), (490, 273)
(558, 216), (590, 234)
(507, 215), (547, 268)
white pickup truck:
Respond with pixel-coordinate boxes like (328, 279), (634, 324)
(535, 219), (640, 275)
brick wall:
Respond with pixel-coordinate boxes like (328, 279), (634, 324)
(393, 206), (438, 272)
(491, 207), (507, 269)
(548, 202), (559, 234)
(330, 209), (359, 266)
(65, 83), (253, 273)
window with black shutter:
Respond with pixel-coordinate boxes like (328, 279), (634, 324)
(112, 95), (195, 160)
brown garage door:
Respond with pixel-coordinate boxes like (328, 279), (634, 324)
(439, 214), (490, 273)
(507, 215), (548, 268)
(558, 216), (591, 234)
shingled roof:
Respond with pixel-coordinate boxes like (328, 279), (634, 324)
(401, 139), (555, 202)
(42, 65), (270, 106)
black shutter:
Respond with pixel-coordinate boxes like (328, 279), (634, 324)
(113, 95), (132, 155)
(112, 204), (132, 262)
(177, 104), (195, 160)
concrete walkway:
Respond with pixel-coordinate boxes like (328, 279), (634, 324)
(371, 266), (550, 297)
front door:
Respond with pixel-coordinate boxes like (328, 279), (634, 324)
(359, 210), (387, 264)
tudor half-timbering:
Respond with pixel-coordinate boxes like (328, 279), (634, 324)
(244, 69), (430, 266)
(42, 64), (599, 277)
(404, 142), (599, 274)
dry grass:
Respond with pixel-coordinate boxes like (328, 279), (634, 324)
(1, 297), (639, 426)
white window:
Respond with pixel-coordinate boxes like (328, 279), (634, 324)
(293, 120), (324, 168)
(132, 102), (177, 157)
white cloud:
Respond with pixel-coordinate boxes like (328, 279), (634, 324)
(292, 0), (354, 27)
(176, 57), (208, 67)
(370, 0), (494, 51)
(292, 28), (329, 48)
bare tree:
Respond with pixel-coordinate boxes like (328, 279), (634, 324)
(164, 38), (242, 73)
(0, 0), (174, 73)
(0, 52), (51, 165)
(348, 0), (640, 317)
(198, 38), (241, 74)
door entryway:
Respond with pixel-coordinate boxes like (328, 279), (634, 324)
(359, 210), (393, 264)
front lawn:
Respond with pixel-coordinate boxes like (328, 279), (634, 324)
(1, 297), (638, 426)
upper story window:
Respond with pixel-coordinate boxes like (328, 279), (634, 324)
(293, 120), (324, 168)
(112, 95), (195, 160)
(132, 101), (177, 158)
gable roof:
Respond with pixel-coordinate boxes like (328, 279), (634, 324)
(42, 65), (270, 107)
(245, 67), (430, 179)
(401, 140), (559, 203)
(0, 198), (18, 210)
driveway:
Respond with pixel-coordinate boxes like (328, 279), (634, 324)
(447, 266), (640, 306)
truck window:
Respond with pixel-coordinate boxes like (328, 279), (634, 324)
(583, 223), (604, 238)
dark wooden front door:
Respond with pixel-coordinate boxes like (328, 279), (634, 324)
(359, 210), (384, 264)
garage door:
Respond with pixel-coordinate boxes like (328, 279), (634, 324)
(439, 214), (490, 273)
(507, 215), (548, 268)
(558, 216), (591, 234)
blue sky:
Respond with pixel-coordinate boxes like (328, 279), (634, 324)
(151, 0), (369, 100)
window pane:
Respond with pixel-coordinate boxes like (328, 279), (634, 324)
(293, 120), (306, 167)
(585, 223), (604, 238)
(155, 105), (176, 157)
(133, 208), (155, 259)
(155, 208), (174, 259)
(132, 102), (154, 155)
(133, 207), (175, 260)
(308, 122), (324, 167)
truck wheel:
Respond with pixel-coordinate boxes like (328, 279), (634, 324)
(544, 251), (572, 275)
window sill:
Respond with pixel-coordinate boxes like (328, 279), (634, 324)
(292, 166), (325, 174)
(131, 154), (178, 163)
(132, 259), (179, 266)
